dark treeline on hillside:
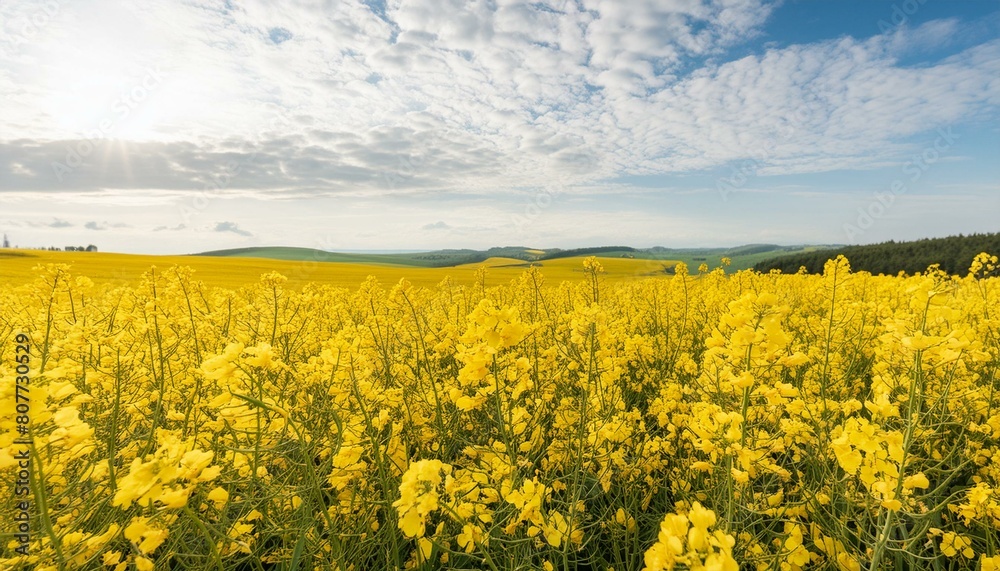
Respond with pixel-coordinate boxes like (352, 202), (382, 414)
(539, 246), (637, 260)
(755, 233), (1000, 275)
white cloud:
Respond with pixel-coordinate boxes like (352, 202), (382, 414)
(422, 221), (451, 230)
(84, 220), (129, 231)
(213, 221), (253, 237)
(2, 2), (997, 200)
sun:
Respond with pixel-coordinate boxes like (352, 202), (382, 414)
(33, 8), (176, 144)
(42, 62), (170, 142)
(25, 2), (279, 147)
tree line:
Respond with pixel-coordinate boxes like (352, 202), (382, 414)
(754, 232), (1000, 275)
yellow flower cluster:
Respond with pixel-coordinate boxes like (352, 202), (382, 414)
(394, 459), (452, 539)
(642, 502), (737, 571)
(112, 429), (220, 509)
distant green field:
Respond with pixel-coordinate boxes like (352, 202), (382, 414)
(605, 244), (838, 272)
(193, 246), (563, 267)
(191, 244), (840, 272)
(191, 246), (486, 267)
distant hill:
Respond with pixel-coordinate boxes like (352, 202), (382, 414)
(191, 246), (552, 268)
(639, 244), (840, 271)
(754, 232), (1000, 275)
(192, 243), (834, 272)
(537, 246), (637, 260)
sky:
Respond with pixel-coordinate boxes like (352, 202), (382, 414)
(1, 0), (998, 255)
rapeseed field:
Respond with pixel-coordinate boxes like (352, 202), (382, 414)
(0, 253), (998, 570)
(0, 250), (676, 289)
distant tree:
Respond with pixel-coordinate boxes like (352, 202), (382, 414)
(86, 244), (98, 252)
(754, 232), (1000, 275)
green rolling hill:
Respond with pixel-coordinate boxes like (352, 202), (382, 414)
(190, 243), (838, 272)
